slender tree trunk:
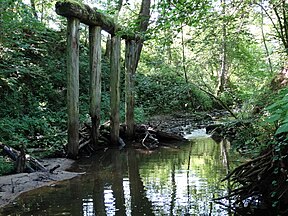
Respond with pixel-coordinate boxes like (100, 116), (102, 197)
(181, 25), (188, 83)
(261, 6), (273, 74)
(40, 0), (44, 22)
(133, 0), (151, 71)
(272, 1), (288, 55)
(30, 0), (38, 19)
(216, 0), (227, 96)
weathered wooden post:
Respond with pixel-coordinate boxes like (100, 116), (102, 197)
(67, 17), (80, 158)
(89, 26), (102, 147)
(110, 35), (121, 145)
(125, 39), (137, 139)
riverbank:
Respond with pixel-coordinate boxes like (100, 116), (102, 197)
(0, 158), (83, 208)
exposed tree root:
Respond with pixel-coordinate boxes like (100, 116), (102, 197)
(216, 143), (288, 215)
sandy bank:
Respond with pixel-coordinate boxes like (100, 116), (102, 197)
(0, 158), (83, 208)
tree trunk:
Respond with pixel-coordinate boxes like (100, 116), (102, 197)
(67, 17), (80, 159)
(272, 1), (288, 55)
(181, 25), (188, 83)
(261, 6), (273, 74)
(30, 0), (38, 19)
(216, 0), (227, 96)
(133, 0), (151, 70)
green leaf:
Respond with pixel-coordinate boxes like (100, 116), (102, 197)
(266, 114), (281, 123)
(275, 123), (288, 135)
(265, 102), (280, 111)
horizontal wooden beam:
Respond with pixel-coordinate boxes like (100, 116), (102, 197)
(55, 1), (140, 40)
(56, 1), (117, 35)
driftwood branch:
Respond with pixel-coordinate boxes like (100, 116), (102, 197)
(49, 165), (61, 174)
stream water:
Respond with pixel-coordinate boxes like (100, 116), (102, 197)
(0, 131), (237, 216)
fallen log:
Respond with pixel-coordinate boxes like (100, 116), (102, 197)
(155, 130), (186, 141)
(0, 143), (47, 173)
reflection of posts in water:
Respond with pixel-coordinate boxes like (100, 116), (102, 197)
(128, 150), (154, 215)
(93, 177), (105, 215)
(221, 139), (232, 216)
(186, 141), (193, 212)
(91, 151), (109, 215)
(170, 163), (176, 215)
(111, 150), (126, 216)
(67, 179), (83, 215)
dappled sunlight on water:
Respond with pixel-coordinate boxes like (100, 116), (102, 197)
(0, 134), (234, 216)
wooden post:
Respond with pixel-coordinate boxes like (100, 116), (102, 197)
(89, 26), (102, 147)
(110, 35), (121, 145)
(125, 40), (137, 139)
(67, 17), (80, 158)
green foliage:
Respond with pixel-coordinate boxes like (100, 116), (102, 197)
(265, 88), (288, 135)
(135, 72), (212, 115)
(229, 86), (288, 157)
(0, 156), (14, 176)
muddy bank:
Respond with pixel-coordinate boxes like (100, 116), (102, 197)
(0, 158), (83, 208)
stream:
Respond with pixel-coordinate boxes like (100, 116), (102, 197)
(0, 130), (238, 216)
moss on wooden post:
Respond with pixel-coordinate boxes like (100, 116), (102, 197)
(67, 17), (80, 158)
(110, 35), (121, 145)
(89, 26), (102, 147)
(125, 40), (137, 140)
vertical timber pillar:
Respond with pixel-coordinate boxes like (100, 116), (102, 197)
(89, 26), (102, 147)
(125, 40), (136, 140)
(110, 35), (121, 145)
(67, 17), (80, 158)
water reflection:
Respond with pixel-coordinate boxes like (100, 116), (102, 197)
(0, 137), (232, 216)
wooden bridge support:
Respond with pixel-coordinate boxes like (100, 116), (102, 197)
(125, 40), (137, 139)
(56, 1), (145, 155)
(67, 17), (80, 158)
(89, 26), (102, 147)
(110, 35), (121, 145)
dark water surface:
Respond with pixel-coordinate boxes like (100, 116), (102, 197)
(0, 135), (235, 216)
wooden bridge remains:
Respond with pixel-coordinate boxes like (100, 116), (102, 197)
(55, 1), (139, 158)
